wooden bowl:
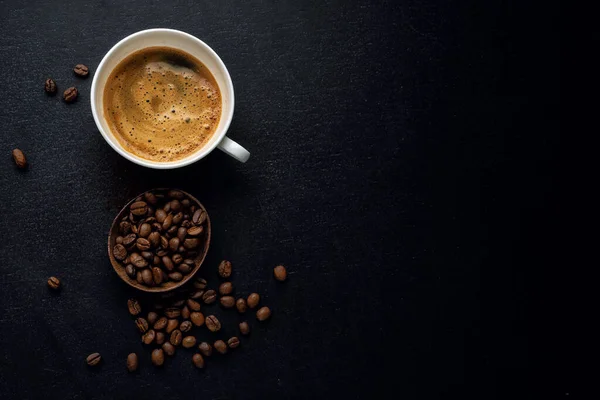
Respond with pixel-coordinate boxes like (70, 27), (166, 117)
(108, 188), (211, 293)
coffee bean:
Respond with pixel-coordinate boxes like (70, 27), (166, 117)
(219, 282), (233, 295)
(116, 236), (123, 244)
(168, 190), (184, 199)
(214, 340), (227, 354)
(127, 299), (141, 316)
(130, 223), (138, 234)
(155, 209), (167, 223)
(162, 342), (175, 356)
(122, 233), (136, 247)
(154, 317), (167, 330)
(47, 276), (61, 290)
(172, 299), (185, 307)
(247, 293), (260, 309)
(144, 191), (158, 205)
(166, 319), (179, 334)
(138, 223), (151, 238)
(141, 251), (153, 260)
(220, 296), (235, 308)
(152, 255), (161, 265)
(86, 352), (101, 366)
(178, 245), (185, 253)
(147, 311), (158, 325)
(192, 353), (205, 368)
(130, 252), (148, 268)
(152, 267), (163, 285)
(170, 330), (182, 346)
(73, 64), (89, 77)
(113, 244), (127, 261)
(256, 306), (271, 321)
(186, 299), (201, 311)
(136, 238), (151, 251)
(142, 329), (156, 344)
(151, 349), (164, 366)
(162, 214), (173, 230)
(163, 202), (171, 213)
(239, 321), (250, 335)
(164, 307), (181, 318)
(135, 317), (149, 333)
(183, 238), (199, 249)
(181, 199), (190, 208)
(125, 264), (136, 278)
(190, 312), (205, 327)
(182, 220), (191, 228)
(119, 221), (131, 235)
(274, 265), (287, 281)
(186, 226), (203, 236)
(227, 337), (240, 349)
(177, 227), (187, 241)
(172, 254), (183, 266)
(44, 78), (57, 94)
(181, 306), (190, 319)
(194, 277), (207, 290)
(182, 336), (196, 348)
(178, 263), (192, 274)
(63, 86), (78, 102)
(156, 331), (166, 345)
(218, 260), (232, 278)
(141, 269), (153, 286)
(236, 298), (247, 313)
(168, 237), (180, 252)
(168, 272), (183, 281)
(205, 315), (221, 332)
(198, 342), (212, 356)
(136, 271), (143, 284)
(190, 290), (204, 300)
(202, 290), (217, 304)
(148, 231), (160, 248)
(170, 200), (181, 213)
(126, 353), (138, 372)
(161, 256), (174, 271)
(192, 209), (207, 225)
(130, 201), (148, 216)
(180, 320), (192, 333)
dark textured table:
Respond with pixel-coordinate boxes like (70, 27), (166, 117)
(0, 0), (562, 399)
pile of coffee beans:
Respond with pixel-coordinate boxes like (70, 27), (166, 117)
(122, 260), (279, 370)
(112, 189), (208, 288)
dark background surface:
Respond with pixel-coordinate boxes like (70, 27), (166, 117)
(0, 0), (564, 399)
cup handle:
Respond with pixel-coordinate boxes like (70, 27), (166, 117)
(217, 136), (250, 163)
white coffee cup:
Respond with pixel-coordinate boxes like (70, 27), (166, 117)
(91, 29), (250, 169)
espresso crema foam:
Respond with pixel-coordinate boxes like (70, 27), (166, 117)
(103, 47), (221, 162)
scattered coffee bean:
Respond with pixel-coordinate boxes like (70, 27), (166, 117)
(198, 342), (212, 357)
(186, 299), (201, 311)
(193, 278), (207, 290)
(86, 352), (101, 366)
(127, 299), (141, 316)
(192, 353), (205, 368)
(273, 265), (287, 281)
(126, 353), (138, 372)
(247, 293), (260, 309)
(180, 320), (192, 333)
(135, 318), (149, 333)
(151, 349), (164, 366)
(73, 64), (89, 77)
(147, 312), (158, 325)
(239, 321), (250, 335)
(166, 319), (179, 334)
(205, 315), (221, 332)
(227, 337), (240, 349)
(218, 282), (233, 295)
(153, 317), (167, 330)
(214, 340), (227, 354)
(63, 86), (78, 102)
(162, 342), (175, 356)
(202, 290), (217, 304)
(190, 312), (205, 327)
(142, 329), (156, 344)
(181, 305), (191, 319)
(256, 306), (272, 321)
(47, 276), (61, 290)
(170, 330), (182, 346)
(44, 78), (57, 94)
(172, 299), (185, 307)
(190, 290), (204, 299)
(182, 336), (196, 348)
(164, 307), (181, 318)
(236, 298), (247, 313)
(218, 260), (232, 278)
(220, 296), (235, 308)
(156, 331), (166, 345)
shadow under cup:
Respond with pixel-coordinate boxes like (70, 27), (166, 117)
(91, 29), (237, 169)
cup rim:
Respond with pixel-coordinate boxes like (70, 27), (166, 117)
(90, 28), (235, 169)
